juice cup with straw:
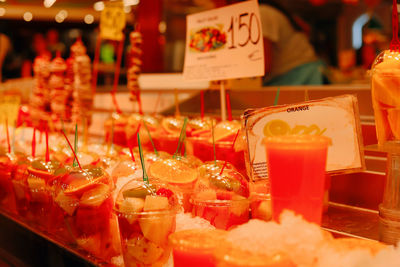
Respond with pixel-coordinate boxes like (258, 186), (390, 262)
(153, 116), (186, 154)
(53, 165), (119, 262)
(191, 161), (250, 230)
(169, 229), (227, 267)
(115, 133), (178, 267)
(265, 135), (330, 224)
(371, 50), (400, 146)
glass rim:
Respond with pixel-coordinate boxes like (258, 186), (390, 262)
(190, 197), (249, 206)
(114, 203), (179, 216)
(264, 134), (331, 147)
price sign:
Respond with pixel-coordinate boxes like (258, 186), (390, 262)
(100, 1), (126, 41)
(183, 0), (264, 81)
(0, 94), (20, 126)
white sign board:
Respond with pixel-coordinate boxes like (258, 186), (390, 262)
(243, 94), (365, 182)
(183, 0), (264, 81)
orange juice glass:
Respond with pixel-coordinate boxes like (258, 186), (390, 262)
(265, 135), (329, 224)
(169, 229), (227, 267)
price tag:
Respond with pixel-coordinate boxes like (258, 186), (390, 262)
(183, 0), (264, 81)
(0, 94), (20, 126)
(243, 95), (365, 182)
(100, 1), (126, 41)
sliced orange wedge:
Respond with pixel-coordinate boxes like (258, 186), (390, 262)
(161, 117), (184, 136)
(209, 120), (241, 143)
(148, 159), (198, 184)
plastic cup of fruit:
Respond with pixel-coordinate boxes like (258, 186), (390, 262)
(11, 154), (34, 217)
(24, 158), (63, 230)
(214, 241), (294, 267)
(126, 114), (161, 151)
(148, 158), (199, 212)
(114, 180), (178, 267)
(0, 150), (18, 214)
(153, 116), (186, 155)
(169, 229), (227, 267)
(191, 168), (250, 230)
(105, 114), (129, 147)
(370, 50), (400, 146)
(54, 166), (119, 262)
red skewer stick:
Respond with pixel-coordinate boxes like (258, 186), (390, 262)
(200, 90), (205, 119)
(45, 126), (50, 162)
(61, 130), (82, 170)
(32, 127), (36, 158)
(5, 118), (10, 154)
(92, 34), (102, 94)
(219, 129), (240, 176)
(111, 38), (125, 114)
(226, 91), (233, 121)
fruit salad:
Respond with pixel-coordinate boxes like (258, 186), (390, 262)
(191, 165), (249, 230)
(53, 165), (119, 261)
(148, 157), (199, 212)
(371, 50), (400, 145)
(188, 120), (247, 177)
(0, 148), (17, 214)
(25, 158), (62, 229)
(114, 180), (177, 267)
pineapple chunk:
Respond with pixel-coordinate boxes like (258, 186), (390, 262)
(143, 195), (169, 212)
(76, 234), (102, 257)
(55, 191), (79, 216)
(120, 198), (144, 224)
(139, 213), (175, 245)
(126, 236), (164, 265)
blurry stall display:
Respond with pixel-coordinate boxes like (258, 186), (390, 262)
(30, 55), (51, 128)
(127, 31), (143, 107)
(49, 54), (69, 129)
(70, 39), (93, 126)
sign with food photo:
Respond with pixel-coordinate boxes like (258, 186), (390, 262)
(184, 0), (264, 81)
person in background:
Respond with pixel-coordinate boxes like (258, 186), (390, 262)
(259, 0), (324, 85)
(46, 29), (66, 58)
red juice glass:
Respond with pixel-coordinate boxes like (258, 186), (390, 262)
(265, 135), (330, 224)
(54, 166), (120, 262)
(169, 229), (227, 267)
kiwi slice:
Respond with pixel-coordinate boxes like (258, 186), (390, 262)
(123, 184), (156, 199)
(209, 175), (240, 192)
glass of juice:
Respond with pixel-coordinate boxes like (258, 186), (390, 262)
(169, 229), (227, 267)
(191, 166), (250, 230)
(153, 116), (185, 154)
(214, 240), (294, 267)
(371, 50), (400, 146)
(114, 180), (177, 267)
(265, 135), (330, 224)
(53, 165), (120, 262)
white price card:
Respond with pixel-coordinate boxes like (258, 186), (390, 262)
(243, 95), (365, 182)
(183, 0), (264, 81)
(100, 1), (126, 41)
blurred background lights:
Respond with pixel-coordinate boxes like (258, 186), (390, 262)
(124, 6), (131, 13)
(123, 0), (139, 6)
(93, 1), (104, 11)
(23, 12), (33, 22)
(84, 14), (94, 24)
(55, 14), (64, 23)
(59, 9), (68, 18)
(0, 8), (5, 17)
(43, 0), (56, 8)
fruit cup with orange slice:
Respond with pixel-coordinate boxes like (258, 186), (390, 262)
(153, 116), (187, 154)
(114, 179), (178, 267)
(190, 163), (250, 230)
(24, 158), (63, 229)
(188, 120), (247, 177)
(148, 157), (199, 212)
(0, 147), (18, 214)
(53, 165), (120, 262)
(126, 113), (162, 151)
(105, 113), (129, 147)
